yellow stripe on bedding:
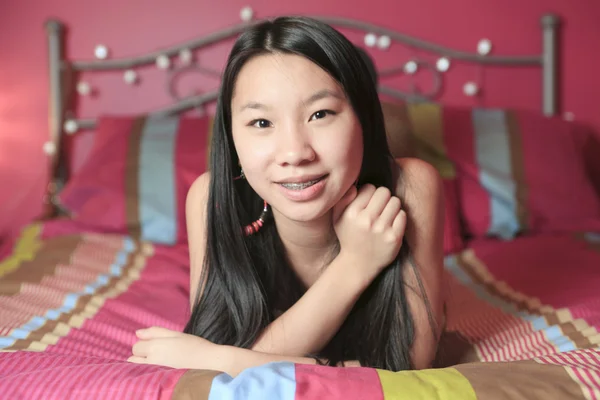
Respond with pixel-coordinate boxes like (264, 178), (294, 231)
(0, 223), (43, 277)
(377, 367), (476, 400)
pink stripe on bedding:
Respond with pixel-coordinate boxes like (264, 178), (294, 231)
(536, 349), (600, 399)
(443, 234), (600, 365)
(0, 352), (187, 400)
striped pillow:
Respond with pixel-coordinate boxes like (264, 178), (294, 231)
(405, 103), (600, 239)
(57, 115), (211, 245)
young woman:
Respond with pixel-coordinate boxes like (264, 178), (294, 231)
(128, 16), (446, 376)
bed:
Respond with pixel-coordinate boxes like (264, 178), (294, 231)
(2, 10), (600, 399)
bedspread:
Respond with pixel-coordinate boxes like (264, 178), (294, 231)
(1, 219), (599, 399)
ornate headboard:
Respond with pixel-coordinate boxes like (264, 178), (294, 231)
(42, 13), (560, 216)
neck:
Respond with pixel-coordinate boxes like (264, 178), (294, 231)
(272, 210), (338, 287)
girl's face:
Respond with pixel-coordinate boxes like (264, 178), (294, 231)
(230, 53), (364, 223)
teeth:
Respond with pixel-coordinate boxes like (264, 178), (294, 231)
(281, 178), (321, 190)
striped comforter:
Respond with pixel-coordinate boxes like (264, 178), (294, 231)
(1, 218), (599, 399)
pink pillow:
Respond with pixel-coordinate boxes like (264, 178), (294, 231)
(57, 115), (211, 245)
(442, 107), (600, 239)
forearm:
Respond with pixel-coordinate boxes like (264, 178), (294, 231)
(251, 252), (372, 357)
(221, 346), (360, 377)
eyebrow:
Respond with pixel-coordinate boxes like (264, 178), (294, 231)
(238, 89), (344, 112)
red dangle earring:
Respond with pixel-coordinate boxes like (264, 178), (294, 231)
(234, 165), (270, 236)
(244, 200), (269, 236)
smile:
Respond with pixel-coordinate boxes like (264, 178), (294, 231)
(279, 176), (325, 190)
(275, 174), (329, 202)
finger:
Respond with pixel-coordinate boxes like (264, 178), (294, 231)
(392, 210), (408, 235)
(132, 340), (151, 356)
(332, 184), (358, 222)
(378, 196), (402, 227)
(136, 326), (180, 339)
(127, 356), (147, 364)
(365, 187), (392, 218)
(351, 184), (377, 210)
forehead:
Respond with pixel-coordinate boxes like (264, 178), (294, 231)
(232, 53), (342, 104)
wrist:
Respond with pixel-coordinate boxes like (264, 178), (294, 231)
(334, 250), (378, 291)
(213, 344), (236, 374)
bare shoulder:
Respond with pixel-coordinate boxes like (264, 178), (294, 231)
(393, 157), (444, 211)
(186, 171), (211, 308)
(187, 171), (211, 206)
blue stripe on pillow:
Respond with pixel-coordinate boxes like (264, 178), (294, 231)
(472, 109), (520, 239)
(138, 117), (179, 244)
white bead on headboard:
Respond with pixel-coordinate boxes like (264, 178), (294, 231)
(64, 119), (78, 135)
(364, 33), (377, 48)
(376, 35), (391, 50)
(477, 39), (493, 56)
(240, 6), (254, 22)
(94, 45), (109, 60)
(403, 60), (418, 75)
(123, 70), (138, 85)
(76, 81), (92, 96)
(436, 57), (450, 72)
(463, 81), (479, 96)
(43, 141), (56, 155)
(179, 48), (193, 65)
(156, 54), (171, 69)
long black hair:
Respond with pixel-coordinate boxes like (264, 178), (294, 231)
(184, 16), (434, 371)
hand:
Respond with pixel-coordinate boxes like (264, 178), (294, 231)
(333, 184), (407, 279)
(128, 326), (227, 371)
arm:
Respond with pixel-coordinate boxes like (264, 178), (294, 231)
(395, 158), (446, 370)
(251, 250), (371, 356)
(186, 173), (370, 357)
(252, 184), (406, 358)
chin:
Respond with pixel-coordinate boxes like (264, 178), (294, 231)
(272, 199), (332, 223)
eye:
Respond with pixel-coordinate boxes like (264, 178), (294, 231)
(249, 119), (272, 128)
(310, 110), (335, 121)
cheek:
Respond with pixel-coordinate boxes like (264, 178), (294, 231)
(233, 135), (273, 181)
(325, 125), (363, 170)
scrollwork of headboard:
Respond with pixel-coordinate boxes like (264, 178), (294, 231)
(42, 13), (560, 217)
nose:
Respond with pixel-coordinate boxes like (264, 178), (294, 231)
(275, 124), (316, 166)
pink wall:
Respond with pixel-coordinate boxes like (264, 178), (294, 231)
(1, 0), (599, 239)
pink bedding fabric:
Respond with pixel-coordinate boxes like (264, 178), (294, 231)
(1, 218), (599, 398)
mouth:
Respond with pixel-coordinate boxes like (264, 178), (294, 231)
(276, 175), (328, 191)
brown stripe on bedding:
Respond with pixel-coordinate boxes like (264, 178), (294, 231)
(506, 110), (529, 231)
(0, 235), (81, 296)
(125, 116), (146, 240)
(171, 370), (223, 400)
(457, 250), (595, 350)
(4, 241), (151, 352)
(455, 360), (586, 400)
